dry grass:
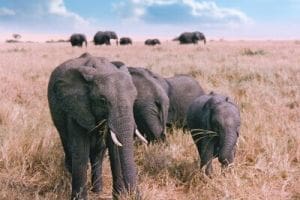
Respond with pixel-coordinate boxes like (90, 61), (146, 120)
(0, 41), (299, 199)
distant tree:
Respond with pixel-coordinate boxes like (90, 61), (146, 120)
(12, 34), (21, 40)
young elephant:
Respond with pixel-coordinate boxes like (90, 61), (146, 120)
(187, 92), (241, 176)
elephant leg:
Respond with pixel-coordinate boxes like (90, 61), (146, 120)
(199, 139), (215, 176)
(106, 132), (125, 199)
(68, 118), (90, 200)
(90, 133), (107, 193)
(53, 115), (72, 173)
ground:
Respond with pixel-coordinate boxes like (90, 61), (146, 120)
(0, 40), (299, 199)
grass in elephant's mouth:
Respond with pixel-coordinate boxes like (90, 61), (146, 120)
(0, 41), (299, 199)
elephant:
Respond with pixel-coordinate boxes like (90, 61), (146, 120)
(136, 71), (205, 129)
(93, 31), (118, 45)
(111, 61), (169, 143)
(164, 75), (205, 129)
(145, 39), (161, 46)
(187, 92), (241, 176)
(120, 37), (132, 45)
(70, 33), (87, 47)
(174, 31), (206, 44)
(48, 53), (145, 199)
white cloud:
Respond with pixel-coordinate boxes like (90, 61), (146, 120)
(48, 0), (89, 27)
(120, 0), (252, 26)
(182, 0), (251, 24)
(0, 7), (16, 16)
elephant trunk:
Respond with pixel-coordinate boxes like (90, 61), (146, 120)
(218, 128), (237, 167)
(116, 39), (119, 46)
(203, 37), (206, 44)
(108, 109), (137, 195)
(84, 39), (88, 47)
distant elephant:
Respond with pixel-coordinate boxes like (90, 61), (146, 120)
(175, 31), (206, 44)
(48, 53), (144, 199)
(120, 37), (133, 45)
(111, 61), (169, 143)
(94, 31), (118, 45)
(70, 33), (87, 47)
(145, 39), (161, 46)
(187, 92), (241, 176)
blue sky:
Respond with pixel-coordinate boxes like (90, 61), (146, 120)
(0, 0), (299, 40)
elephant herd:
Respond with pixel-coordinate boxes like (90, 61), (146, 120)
(48, 53), (241, 199)
(70, 31), (206, 47)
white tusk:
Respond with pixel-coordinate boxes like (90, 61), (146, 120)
(110, 130), (123, 147)
(135, 129), (148, 144)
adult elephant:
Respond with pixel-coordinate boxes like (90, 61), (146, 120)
(94, 31), (118, 45)
(70, 33), (87, 47)
(187, 92), (241, 176)
(175, 31), (206, 44)
(120, 37), (132, 45)
(146, 72), (205, 129)
(145, 39), (161, 46)
(111, 61), (169, 143)
(165, 75), (205, 128)
(48, 53), (145, 199)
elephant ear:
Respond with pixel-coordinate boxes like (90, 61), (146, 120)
(202, 96), (215, 130)
(54, 66), (97, 131)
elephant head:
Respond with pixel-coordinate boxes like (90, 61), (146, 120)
(193, 31), (206, 44)
(195, 93), (240, 164)
(204, 93), (240, 166)
(48, 54), (140, 199)
(129, 67), (169, 142)
(104, 31), (119, 45)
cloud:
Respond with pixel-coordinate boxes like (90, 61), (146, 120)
(0, 0), (90, 33)
(48, 0), (89, 27)
(0, 7), (15, 16)
(114, 0), (252, 26)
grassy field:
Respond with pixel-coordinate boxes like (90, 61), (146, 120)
(0, 41), (299, 199)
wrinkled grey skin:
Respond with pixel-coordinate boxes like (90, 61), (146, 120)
(129, 67), (169, 142)
(174, 31), (206, 44)
(164, 75), (205, 128)
(48, 53), (139, 200)
(120, 37), (132, 45)
(111, 61), (169, 142)
(145, 39), (161, 46)
(94, 31), (118, 45)
(70, 33), (87, 47)
(187, 92), (241, 176)
(135, 71), (204, 129)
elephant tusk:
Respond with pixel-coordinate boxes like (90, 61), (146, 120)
(110, 130), (123, 147)
(135, 129), (148, 144)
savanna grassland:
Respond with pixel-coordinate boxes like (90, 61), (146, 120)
(0, 40), (299, 200)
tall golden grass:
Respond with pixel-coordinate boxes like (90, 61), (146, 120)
(0, 41), (299, 199)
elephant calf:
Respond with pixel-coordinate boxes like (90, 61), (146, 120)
(187, 92), (241, 176)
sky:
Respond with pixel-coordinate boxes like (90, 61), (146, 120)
(0, 0), (300, 41)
